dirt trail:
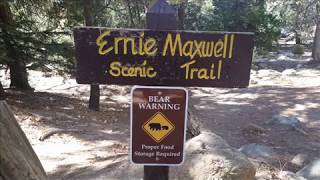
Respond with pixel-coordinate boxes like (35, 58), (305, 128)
(2, 50), (320, 179)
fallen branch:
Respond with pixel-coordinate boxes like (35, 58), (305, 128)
(39, 128), (85, 141)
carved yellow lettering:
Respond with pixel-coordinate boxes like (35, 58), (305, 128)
(146, 67), (157, 78)
(109, 60), (157, 78)
(214, 40), (224, 58)
(139, 33), (145, 56)
(109, 61), (121, 77)
(114, 37), (123, 55)
(192, 41), (203, 59)
(180, 60), (196, 80)
(210, 63), (216, 80)
(96, 31), (113, 55)
(127, 67), (136, 77)
(229, 34), (235, 59)
(123, 38), (137, 55)
(121, 66), (129, 77)
(190, 68), (198, 79)
(162, 33), (183, 57)
(202, 42), (214, 57)
(198, 69), (209, 79)
(223, 34), (228, 58)
(182, 41), (193, 57)
(218, 60), (222, 79)
(144, 38), (157, 56)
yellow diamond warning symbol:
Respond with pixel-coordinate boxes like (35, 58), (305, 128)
(142, 112), (175, 143)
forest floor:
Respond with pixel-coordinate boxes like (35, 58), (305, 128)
(1, 47), (320, 180)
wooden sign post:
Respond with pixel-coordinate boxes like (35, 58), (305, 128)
(145, 1), (177, 179)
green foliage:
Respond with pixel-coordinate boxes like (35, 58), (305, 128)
(0, 0), (74, 73)
(292, 44), (305, 55)
(248, 5), (281, 51)
(213, 0), (280, 50)
(269, 0), (319, 43)
(179, 0), (281, 51)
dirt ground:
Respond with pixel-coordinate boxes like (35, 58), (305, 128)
(2, 49), (320, 179)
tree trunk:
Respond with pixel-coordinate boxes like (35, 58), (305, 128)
(312, 3), (320, 61)
(0, 1), (32, 90)
(313, 23), (320, 61)
(84, 0), (100, 111)
(126, 0), (136, 28)
(1, 7), (30, 90)
(295, 31), (302, 44)
(7, 60), (32, 90)
(0, 101), (47, 180)
(0, 81), (5, 100)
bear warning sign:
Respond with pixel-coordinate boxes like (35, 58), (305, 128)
(130, 86), (188, 166)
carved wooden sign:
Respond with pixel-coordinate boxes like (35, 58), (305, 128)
(74, 27), (254, 88)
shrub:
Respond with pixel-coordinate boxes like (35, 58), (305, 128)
(292, 44), (305, 55)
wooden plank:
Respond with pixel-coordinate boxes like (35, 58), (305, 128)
(0, 101), (47, 180)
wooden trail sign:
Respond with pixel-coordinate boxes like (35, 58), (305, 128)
(74, 28), (254, 88)
(131, 86), (188, 165)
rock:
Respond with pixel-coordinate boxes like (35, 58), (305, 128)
(242, 123), (267, 137)
(296, 64), (304, 69)
(257, 69), (281, 79)
(259, 63), (269, 69)
(250, 79), (258, 85)
(186, 104), (201, 140)
(291, 154), (308, 167)
(270, 115), (300, 128)
(270, 115), (308, 135)
(282, 69), (297, 76)
(251, 64), (259, 70)
(278, 171), (306, 180)
(297, 159), (320, 180)
(170, 132), (256, 180)
(239, 143), (277, 160)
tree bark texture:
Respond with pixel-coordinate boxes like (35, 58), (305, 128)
(83, 0), (100, 111)
(7, 60), (31, 90)
(0, 81), (5, 100)
(313, 23), (320, 61)
(0, 101), (47, 180)
(295, 32), (302, 44)
(0, 1), (32, 90)
(312, 3), (320, 61)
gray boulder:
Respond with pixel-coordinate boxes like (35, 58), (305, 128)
(270, 115), (308, 135)
(270, 115), (300, 128)
(282, 69), (297, 76)
(297, 159), (320, 180)
(291, 154), (309, 167)
(278, 171), (306, 180)
(170, 132), (256, 180)
(239, 143), (277, 160)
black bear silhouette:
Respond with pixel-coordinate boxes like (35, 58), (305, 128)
(162, 126), (169, 130)
(149, 123), (162, 131)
